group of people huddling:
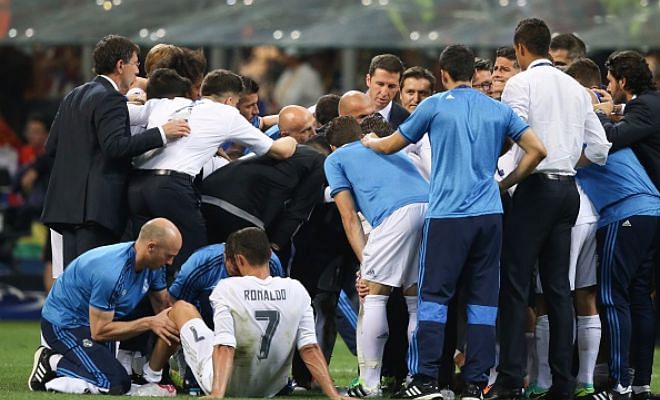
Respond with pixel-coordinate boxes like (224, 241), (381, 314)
(26, 15), (660, 400)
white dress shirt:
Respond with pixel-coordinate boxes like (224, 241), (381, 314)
(377, 100), (393, 122)
(133, 97), (273, 176)
(502, 58), (611, 175)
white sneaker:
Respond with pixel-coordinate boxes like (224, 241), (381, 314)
(127, 383), (177, 397)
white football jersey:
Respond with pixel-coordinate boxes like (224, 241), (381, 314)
(209, 275), (316, 397)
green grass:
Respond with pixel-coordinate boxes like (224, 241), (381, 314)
(2, 321), (660, 398)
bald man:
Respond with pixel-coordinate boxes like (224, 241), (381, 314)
(279, 105), (316, 144)
(339, 91), (376, 124)
(30, 218), (182, 395)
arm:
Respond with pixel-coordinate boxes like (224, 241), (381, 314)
(88, 306), (179, 345)
(206, 345), (234, 398)
(600, 100), (654, 152)
(498, 128), (547, 192)
(299, 344), (344, 400)
(149, 289), (173, 314)
(334, 190), (367, 263)
(266, 136), (298, 160)
(361, 131), (409, 155)
(260, 115), (279, 130)
(582, 106), (612, 165)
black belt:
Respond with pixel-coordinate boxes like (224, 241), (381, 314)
(136, 169), (194, 183)
(533, 173), (575, 182)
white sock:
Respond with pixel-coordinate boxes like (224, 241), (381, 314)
(142, 362), (162, 384)
(116, 349), (134, 375)
(45, 376), (101, 394)
(359, 295), (389, 390)
(525, 331), (537, 384)
(576, 315), (601, 386)
(404, 295), (418, 343)
(535, 315), (551, 390)
(49, 354), (62, 371)
(633, 385), (651, 394)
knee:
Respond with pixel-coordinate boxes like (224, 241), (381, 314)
(107, 367), (131, 395)
(171, 300), (201, 326)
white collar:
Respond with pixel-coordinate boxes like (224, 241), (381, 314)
(99, 75), (119, 92)
(377, 100), (393, 122)
(528, 58), (553, 69)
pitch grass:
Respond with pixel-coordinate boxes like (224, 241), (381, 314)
(2, 321), (660, 399)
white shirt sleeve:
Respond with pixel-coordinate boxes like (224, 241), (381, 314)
(582, 93), (611, 166)
(229, 113), (274, 156)
(296, 304), (318, 349)
(501, 76), (530, 122)
(211, 290), (237, 348)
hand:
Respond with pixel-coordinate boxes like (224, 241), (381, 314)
(355, 272), (368, 301)
(591, 88), (612, 103)
(20, 169), (38, 193)
(161, 119), (191, 142)
(360, 132), (378, 149)
(593, 102), (614, 116)
(149, 307), (179, 346)
(127, 92), (146, 105)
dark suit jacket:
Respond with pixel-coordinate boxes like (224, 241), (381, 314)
(388, 101), (410, 130)
(41, 76), (164, 235)
(599, 90), (660, 190)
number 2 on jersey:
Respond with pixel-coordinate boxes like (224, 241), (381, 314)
(255, 310), (280, 360)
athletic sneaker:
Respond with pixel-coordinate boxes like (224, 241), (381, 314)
(347, 377), (382, 398)
(526, 383), (549, 399)
(575, 384), (595, 399)
(591, 390), (632, 400)
(28, 346), (56, 391)
(461, 383), (484, 400)
(393, 379), (443, 400)
(482, 382), (524, 400)
(127, 383), (176, 397)
(631, 391), (653, 400)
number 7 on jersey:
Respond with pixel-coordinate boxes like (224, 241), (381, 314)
(255, 310), (280, 360)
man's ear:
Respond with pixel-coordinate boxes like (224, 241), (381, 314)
(365, 74), (371, 88)
(619, 77), (628, 92)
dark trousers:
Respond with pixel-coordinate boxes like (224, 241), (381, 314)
(497, 174), (579, 395)
(410, 214), (501, 385)
(127, 173), (207, 271)
(201, 204), (256, 245)
(597, 215), (659, 388)
(61, 223), (118, 267)
(41, 319), (130, 394)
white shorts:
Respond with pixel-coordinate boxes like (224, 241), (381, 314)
(536, 222), (597, 293)
(361, 202), (427, 289)
(179, 319), (214, 395)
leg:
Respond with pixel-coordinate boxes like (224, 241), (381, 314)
(40, 320), (130, 394)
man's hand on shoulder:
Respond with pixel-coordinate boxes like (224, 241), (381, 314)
(162, 119), (191, 142)
(360, 132), (378, 150)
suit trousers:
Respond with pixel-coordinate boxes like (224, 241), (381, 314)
(497, 174), (579, 396)
(128, 172), (207, 272)
(61, 223), (118, 267)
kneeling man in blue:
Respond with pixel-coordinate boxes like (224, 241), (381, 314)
(577, 148), (660, 400)
(362, 45), (546, 399)
(29, 218), (182, 395)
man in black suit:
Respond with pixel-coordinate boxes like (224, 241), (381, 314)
(365, 54), (410, 129)
(41, 35), (190, 267)
(596, 50), (660, 190)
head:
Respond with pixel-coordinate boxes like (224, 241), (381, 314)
(437, 45), (475, 88)
(513, 18), (551, 70)
(224, 227), (272, 277)
(400, 66), (435, 112)
(366, 54), (405, 111)
(146, 68), (193, 100)
(279, 105), (316, 143)
(304, 134), (332, 156)
(338, 90), (376, 124)
(237, 76), (260, 122)
(146, 45), (206, 99)
(360, 114), (393, 138)
(491, 47), (520, 99)
(325, 116), (363, 149)
(605, 50), (655, 103)
(472, 57), (493, 94)
(92, 34), (140, 94)
(314, 94), (341, 126)
(24, 114), (49, 149)
(564, 58), (601, 89)
(549, 33), (586, 67)
(135, 218), (182, 269)
(200, 69), (244, 107)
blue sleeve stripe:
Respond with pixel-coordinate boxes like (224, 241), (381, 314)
(466, 304), (498, 326)
(418, 300), (447, 324)
(176, 256), (222, 302)
(330, 186), (351, 197)
(107, 261), (132, 309)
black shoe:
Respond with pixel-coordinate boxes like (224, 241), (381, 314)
(28, 346), (56, 391)
(393, 380), (443, 400)
(461, 383), (484, 400)
(482, 383), (523, 400)
(592, 390), (632, 400)
(632, 392), (653, 400)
